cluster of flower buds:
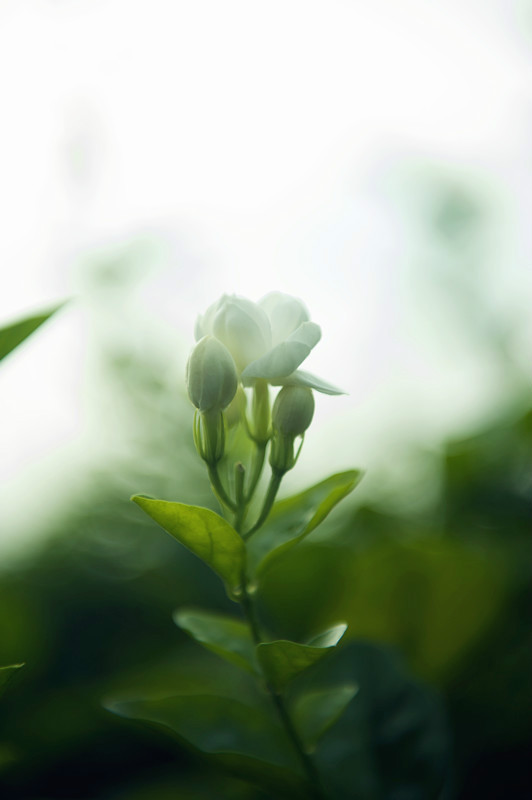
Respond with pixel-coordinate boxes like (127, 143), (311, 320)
(186, 292), (341, 469)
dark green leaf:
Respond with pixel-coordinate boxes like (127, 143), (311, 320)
(291, 684), (358, 749)
(0, 304), (63, 361)
(108, 694), (309, 797)
(212, 753), (309, 799)
(131, 497), (245, 595)
(257, 624), (347, 691)
(249, 471), (362, 577)
(174, 608), (256, 674)
(0, 663), (24, 698)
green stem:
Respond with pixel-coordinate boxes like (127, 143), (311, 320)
(233, 462), (247, 533)
(245, 440), (267, 503)
(269, 690), (326, 799)
(239, 580), (263, 645)
(243, 469), (284, 540)
(207, 464), (237, 513)
(239, 577), (326, 799)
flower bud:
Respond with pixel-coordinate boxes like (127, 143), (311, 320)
(272, 386), (315, 436)
(270, 387), (314, 474)
(186, 336), (238, 413)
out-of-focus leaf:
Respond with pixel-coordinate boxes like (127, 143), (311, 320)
(312, 642), (450, 800)
(106, 773), (262, 800)
(174, 608), (256, 674)
(108, 694), (309, 798)
(0, 304), (63, 361)
(291, 684), (358, 750)
(211, 753), (309, 799)
(0, 663), (24, 698)
(259, 532), (508, 683)
(249, 471), (362, 576)
(257, 624), (347, 691)
(131, 497), (245, 595)
(333, 537), (506, 681)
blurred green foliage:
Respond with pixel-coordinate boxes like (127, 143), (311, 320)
(0, 378), (529, 797)
(0, 203), (530, 797)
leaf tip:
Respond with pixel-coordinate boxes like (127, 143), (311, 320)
(131, 493), (156, 507)
(336, 622), (348, 641)
(172, 608), (190, 629)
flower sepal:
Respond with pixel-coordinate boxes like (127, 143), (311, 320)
(193, 408), (226, 466)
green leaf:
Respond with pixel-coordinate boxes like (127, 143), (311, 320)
(0, 663), (24, 698)
(174, 608), (256, 674)
(249, 471), (362, 576)
(0, 304), (63, 361)
(257, 624), (347, 691)
(292, 684), (358, 750)
(131, 497), (245, 595)
(108, 694), (309, 797)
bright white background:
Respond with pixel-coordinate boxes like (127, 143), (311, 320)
(1, 0), (531, 553)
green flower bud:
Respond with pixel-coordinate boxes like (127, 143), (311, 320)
(272, 386), (315, 436)
(270, 387), (314, 474)
(186, 336), (238, 413)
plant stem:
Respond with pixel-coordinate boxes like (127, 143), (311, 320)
(245, 440), (267, 503)
(207, 464), (237, 512)
(233, 462), (247, 532)
(239, 580), (262, 645)
(243, 469), (284, 540)
(239, 578), (326, 799)
(269, 690), (326, 800)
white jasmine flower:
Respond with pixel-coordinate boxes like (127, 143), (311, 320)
(194, 293), (343, 395)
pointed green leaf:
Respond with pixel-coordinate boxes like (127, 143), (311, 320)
(211, 753), (309, 799)
(257, 624), (347, 691)
(292, 684), (358, 749)
(108, 692), (310, 796)
(174, 608), (256, 674)
(306, 624), (349, 648)
(0, 663), (24, 698)
(249, 471), (363, 576)
(131, 497), (245, 594)
(108, 693), (299, 773)
(0, 304), (63, 361)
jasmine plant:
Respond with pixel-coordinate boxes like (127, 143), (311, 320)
(114, 293), (363, 799)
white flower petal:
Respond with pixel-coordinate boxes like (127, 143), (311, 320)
(242, 341), (310, 380)
(194, 297), (224, 341)
(213, 296), (271, 371)
(286, 321), (321, 349)
(259, 292), (310, 345)
(242, 322), (321, 380)
(194, 315), (204, 341)
(271, 369), (346, 395)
